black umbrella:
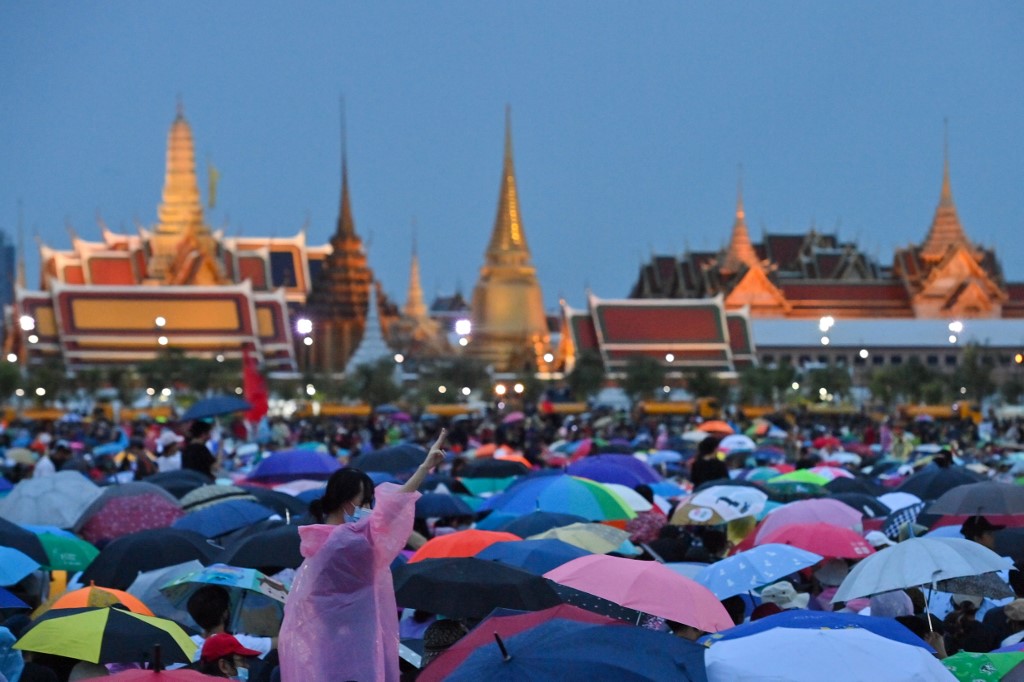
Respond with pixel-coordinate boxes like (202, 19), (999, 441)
(828, 492), (891, 519)
(0, 517), (49, 564)
(353, 443), (427, 474)
(240, 487), (310, 520)
(393, 557), (563, 619)
(80, 528), (219, 589)
(219, 522), (303, 571)
(927, 482), (1024, 516)
(180, 396), (251, 421)
(496, 511), (589, 538)
(420, 475), (471, 495)
(460, 459), (530, 479)
(995, 528), (1024, 569)
(415, 493), (474, 519)
(144, 470), (213, 498)
(896, 467), (986, 501)
(825, 477), (884, 496)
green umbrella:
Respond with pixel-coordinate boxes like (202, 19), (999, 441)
(767, 470), (829, 487)
(943, 651), (1024, 681)
(14, 606), (196, 665)
(38, 532), (99, 572)
(458, 476), (518, 496)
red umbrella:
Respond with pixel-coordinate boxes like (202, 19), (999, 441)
(419, 604), (616, 682)
(757, 522), (875, 559)
(812, 436), (841, 449)
(80, 494), (184, 545)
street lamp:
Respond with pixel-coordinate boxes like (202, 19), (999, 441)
(19, 315), (35, 331)
(495, 384), (507, 396)
(6, 353), (16, 363)
(438, 385), (447, 394)
(543, 352), (554, 364)
(665, 353), (675, 363)
(27, 335), (38, 344)
(513, 383), (525, 394)
(154, 316), (166, 328)
(296, 318), (313, 335)
(461, 387), (471, 396)
(818, 316), (835, 333)
(394, 353), (404, 364)
(859, 349), (869, 359)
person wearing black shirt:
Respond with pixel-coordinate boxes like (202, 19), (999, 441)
(182, 420), (217, 478)
(689, 434), (727, 488)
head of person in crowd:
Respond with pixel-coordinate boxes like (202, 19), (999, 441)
(68, 660), (110, 679)
(51, 440), (73, 467)
(199, 633), (260, 679)
(1004, 599), (1024, 636)
(869, 590), (914, 619)
(759, 581), (810, 611)
(308, 468), (376, 525)
(420, 619), (469, 668)
(187, 585), (232, 637)
(665, 618), (705, 641)
(158, 430), (184, 455)
(633, 484), (655, 506)
(189, 420), (213, 443)
(721, 595), (746, 626)
(961, 515), (1005, 550)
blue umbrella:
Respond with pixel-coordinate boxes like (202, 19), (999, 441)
(495, 511), (589, 538)
(0, 586), (29, 609)
(443, 617), (708, 681)
(650, 481), (686, 498)
(476, 539), (591, 575)
(296, 487), (325, 505)
(180, 396), (252, 422)
(566, 455), (662, 487)
(693, 544), (823, 599)
(247, 450), (340, 483)
(0, 547), (40, 586)
(172, 500), (276, 539)
(474, 511), (519, 531)
(648, 450), (684, 465)
(415, 493), (474, 519)
(353, 443), (426, 474)
(700, 609), (934, 652)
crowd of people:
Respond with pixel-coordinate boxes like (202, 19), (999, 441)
(0, 401), (1022, 680)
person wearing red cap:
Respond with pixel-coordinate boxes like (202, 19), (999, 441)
(199, 633), (260, 679)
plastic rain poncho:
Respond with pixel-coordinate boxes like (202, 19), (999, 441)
(279, 483), (420, 682)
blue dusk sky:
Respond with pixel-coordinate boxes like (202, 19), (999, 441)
(1, 2), (1022, 311)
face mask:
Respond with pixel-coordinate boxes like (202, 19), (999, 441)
(344, 506), (374, 524)
(231, 667), (249, 682)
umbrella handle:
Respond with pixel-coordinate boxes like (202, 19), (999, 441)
(153, 644), (162, 672)
(494, 632), (511, 662)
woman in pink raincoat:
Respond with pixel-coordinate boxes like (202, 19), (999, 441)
(279, 430), (446, 682)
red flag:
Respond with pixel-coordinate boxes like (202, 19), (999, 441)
(243, 349), (269, 424)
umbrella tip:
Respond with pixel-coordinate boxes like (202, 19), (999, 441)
(494, 632), (511, 662)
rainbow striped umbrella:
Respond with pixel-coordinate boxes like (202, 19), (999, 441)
(483, 475), (636, 522)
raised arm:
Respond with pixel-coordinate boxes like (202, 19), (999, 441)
(400, 428), (447, 494)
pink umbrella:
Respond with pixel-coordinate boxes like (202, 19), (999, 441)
(79, 494), (184, 545)
(543, 554), (733, 633)
(807, 466), (855, 481)
(756, 522), (875, 559)
(755, 499), (864, 543)
(502, 411), (526, 425)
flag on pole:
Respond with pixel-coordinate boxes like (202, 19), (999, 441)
(242, 349), (269, 424)
(207, 158), (221, 209)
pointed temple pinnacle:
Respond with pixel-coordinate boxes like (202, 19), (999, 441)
(736, 164), (745, 219)
(486, 106), (529, 257)
(720, 172), (760, 274)
(940, 118), (953, 207)
(336, 104), (355, 240)
(157, 104), (204, 234)
(921, 121), (969, 260)
(176, 95), (185, 120)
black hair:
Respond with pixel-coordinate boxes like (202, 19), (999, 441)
(309, 468), (375, 523)
(187, 585), (231, 631)
(697, 435), (722, 458)
(189, 420), (213, 439)
(633, 484), (654, 505)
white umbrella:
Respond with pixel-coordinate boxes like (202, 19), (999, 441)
(718, 434), (756, 453)
(832, 537), (1013, 603)
(603, 484), (652, 512)
(878, 491), (921, 512)
(705, 627), (953, 682)
(0, 471), (103, 528)
(126, 560), (206, 627)
(682, 430), (710, 443)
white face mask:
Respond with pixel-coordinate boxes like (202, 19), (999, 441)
(232, 667), (249, 682)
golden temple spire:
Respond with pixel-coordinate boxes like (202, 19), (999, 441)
(921, 121), (971, 261)
(720, 166), (760, 274)
(335, 101), (356, 240)
(156, 102), (205, 235)
(404, 224), (428, 320)
(486, 106), (530, 259)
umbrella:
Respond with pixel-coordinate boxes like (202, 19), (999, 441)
(767, 470), (830, 487)
(829, 492), (891, 519)
(127, 560), (206, 627)
(179, 396), (251, 421)
(79, 494), (185, 545)
(566, 455), (661, 487)
(172, 500), (276, 539)
(718, 434), (757, 453)
(807, 465), (855, 481)
(943, 651), (1024, 682)
(239, 487), (309, 520)
(460, 459), (530, 478)
(0, 517), (48, 564)
(476, 539), (592, 575)
(0, 587), (28, 610)
(0, 471), (102, 528)
(545, 554), (733, 632)
(502, 411), (526, 424)
(935, 571), (1015, 599)
(700, 609), (934, 651)
(393, 557), (564, 619)
(409, 529), (521, 563)
(495, 511), (589, 538)
(247, 449), (340, 483)
(693, 544), (823, 599)
(833, 536), (1013, 602)
(180, 484), (258, 512)
(896, 467), (986, 500)
(756, 522), (875, 559)
(33, 530), (100, 572)
(14, 606), (197, 665)
(107, 670), (223, 681)
(882, 501), (928, 539)
(418, 604), (617, 681)
(45, 584), (153, 615)
(430, 617), (708, 682)
(0, 547), (40, 586)
(415, 492), (475, 519)
(353, 443), (427, 474)
(483, 474), (636, 522)
(704, 626), (950, 682)
(825, 477), (885, 496)
(879, 491), (924, 512)
(754, 498), (865, 542)
(697, 421), (734, 435)
(671, 485), (768, 525)
(74, 482), (181, 530)
(527, 523), (632, 554)
(144, 470), (213, 498)
(929, 482), (1024, 517)
(648, 450), (684, 465)
(80, 528), (220, 590)
(602, 484), (654, 512)
(160, 563), (287, 604)
(217, 522), (302, 571)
